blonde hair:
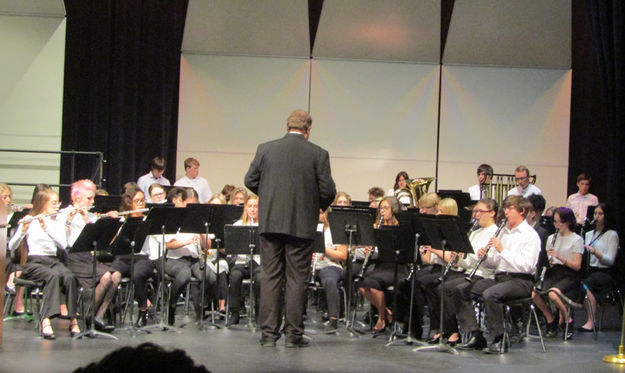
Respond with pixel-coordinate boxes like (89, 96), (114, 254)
(240, 194), (259, 224)
(437, 198), (458, 216)
(418, 192), (440, 210)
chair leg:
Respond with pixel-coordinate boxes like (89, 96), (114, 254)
(586, 295), (598, 340)
(530, 304), (546, 353)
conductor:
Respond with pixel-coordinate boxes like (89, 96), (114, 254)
(245, 109), (336, 347)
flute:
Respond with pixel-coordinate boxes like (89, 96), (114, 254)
(17, 205), (93, 225)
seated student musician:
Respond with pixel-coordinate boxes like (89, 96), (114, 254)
(566, 173), (599, 226)
(398, 192), (441, 337)
(148, 183), (168, 204)
(9, 188), (81, 339)
(2, 182), (27, 316)
(110, 185), (156, 327)
(137, 156), (170, 202)
(453, 199), (499, 350)
(204, 194), (230, 316)
(226, 194), (262, 326)
(61, 179), (121, 332)
(459, 195), (540, 354)
(358, 196), (407, 335)
(579, 203), (619, 332)
(229, 187), (248, 206)
(163, 187), (215, 325)
(174, 157), (212, 203)
(532, 207), (583, 339)
(507, 165), (542, 198)
(418, 198), (464, 345)
(467, 164), (494, 201)
(312, 192), (350, 333)
(387, 171), (412, 205)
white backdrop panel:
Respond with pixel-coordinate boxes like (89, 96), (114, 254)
(309, 59), (439, 200)
(177, 54), (310, 189)
(0, 16), (65, 203)
(438, 65), (572, 206)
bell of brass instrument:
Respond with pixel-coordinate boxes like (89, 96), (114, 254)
(466, 218), (507, 282)
(394, 177), (435, 207)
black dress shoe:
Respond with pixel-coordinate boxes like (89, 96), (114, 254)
(168, 306), (176, 326)
(258, 338), (277, 347)
(545, 320), (558, 338)
(11, 310), (25, 317)
(324, 319), (338, 334)
(135, 310), (148, 328)
(227, 313), (240, 326)
(485, 337), (508, 354)
(286, 338), (310, 348)
(577, 326), (594, 333)
(457, 332), (487, 350)
(561, 322), (574, 340)
(94, 317), (114, 332)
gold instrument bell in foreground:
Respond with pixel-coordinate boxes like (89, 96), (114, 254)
(394, 177), (435, 207)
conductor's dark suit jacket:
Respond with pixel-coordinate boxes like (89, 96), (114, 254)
(244, 133), (336, 240)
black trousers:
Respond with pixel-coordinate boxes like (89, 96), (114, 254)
(229, 263), (261, 313)
(23, 255), (78, 319)
(111, 255), (155, 309)
(259, 233), (313, 343)
(165, 257), (216, 308)
(468, 274), (533, 338)
(451, 275), (487, 333)
(316, 266), (343, 319)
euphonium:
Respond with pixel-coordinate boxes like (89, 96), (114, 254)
(394, 177), (435, 207)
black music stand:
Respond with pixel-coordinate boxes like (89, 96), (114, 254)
(327, 207), (376, 337)
(413, 215), (474, 355)
(110, 216), (150, 335)
(185, 204), (242, 329)
(146, 202), (174, 209)
(143, 206), (190, 333)
(70, 218), (122, 340)
(94, 195), (121, 214)
(224, 224), (259, 333)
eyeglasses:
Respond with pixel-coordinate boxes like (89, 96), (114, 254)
(379, 205), (391, 210)
(515, 176), (529, 182)
(473, 209), (492, 214)
(133, 198), (146, 204)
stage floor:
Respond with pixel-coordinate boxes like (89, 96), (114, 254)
(1, 307), (624, 373)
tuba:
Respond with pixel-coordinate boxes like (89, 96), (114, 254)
(394, 177), (435, 207)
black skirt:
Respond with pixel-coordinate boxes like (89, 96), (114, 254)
(359, 262), (408, 291)
(68, 251), (116, 289)
(543, 264), (582, 301)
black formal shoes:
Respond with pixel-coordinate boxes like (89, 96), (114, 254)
(285, 338), (310, 348)
(258, 337), (277, 347)
(135, 310), (148, 328)
(227, 312), (240, 326)
(457, 331), (487, 350)
(323, 319), (338, 334)
(485, 336), (508, 354)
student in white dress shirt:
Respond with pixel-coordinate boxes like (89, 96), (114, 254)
(226, 194), (261, 326)
(465, 195), (540, 354)
(532, 207), (584, 338)
(174, 157), (212, 203)
(467, 164), (494, 201)
(579, 203), (620, 332)
(566, 173), (599, 225)
(507, 165), (542, 198)
(8, 188), (81, 339)
(137, 157), (170, 202)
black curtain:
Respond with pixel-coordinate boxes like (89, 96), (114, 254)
(61, 0), (188, 198)
(570, 0), (624, 235)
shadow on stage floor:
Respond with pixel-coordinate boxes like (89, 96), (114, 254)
(1, 306), (624, 373)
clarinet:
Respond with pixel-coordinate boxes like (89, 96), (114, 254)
(547, 229), (559, 266)
(535, 266), (547, 292)
(355, 214), (383, 282)
(309, 252), (320, 285)
(466, 218), (507, 282)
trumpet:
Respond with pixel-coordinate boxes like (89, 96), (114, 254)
(466, 218), (507, 282)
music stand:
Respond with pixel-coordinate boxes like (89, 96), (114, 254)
(413, 215), (474, 355)
(178, 204), (221, 329)
(94, 195), (121, 214)
(224, 224), (259, 332)
(70, 218), (122, 340)
(110, 216), (150, 335)
(327, 207), (376, 337)
(143, 206), (190, 333)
